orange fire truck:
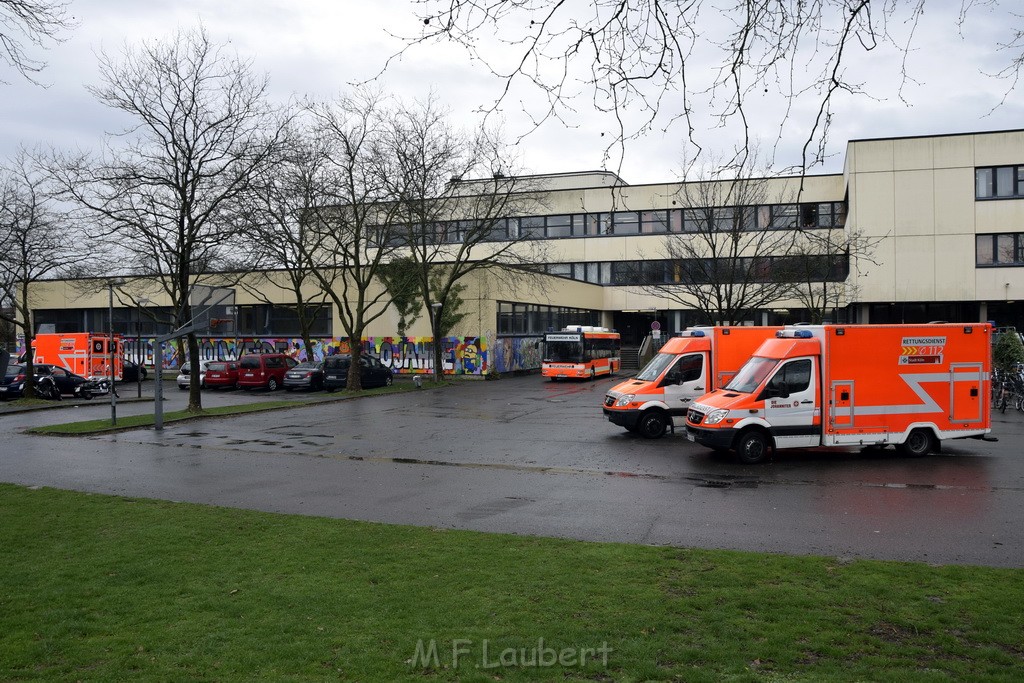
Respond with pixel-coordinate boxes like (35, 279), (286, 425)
(603, 326), (780, 439)
(31, 333), (124, 381)
(685, 323), (993, 463)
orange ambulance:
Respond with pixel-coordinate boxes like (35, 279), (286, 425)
(603, 326), (780, 438)
(32, 333), (124, 381)
(685, 324), (993, 463)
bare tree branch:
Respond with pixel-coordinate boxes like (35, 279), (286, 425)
(0, 0), (76, 84)
(388, 1), (1022, 176)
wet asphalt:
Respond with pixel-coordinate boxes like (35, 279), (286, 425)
(1, 374), (1022, 567)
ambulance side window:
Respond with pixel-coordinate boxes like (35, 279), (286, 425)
(661, 354), (702, 386)
(764, 359), (811, 397)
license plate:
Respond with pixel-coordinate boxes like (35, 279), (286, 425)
(686, 432), (695, 442)
(0, 387), (6, 392)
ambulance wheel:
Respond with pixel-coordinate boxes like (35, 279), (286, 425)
(899, 429), (934, 457)
(735, 430), (771, 464)
(637, 411), (668, 439)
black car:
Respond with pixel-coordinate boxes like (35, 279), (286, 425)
(122, 360), (148, 382)
(0, 363), (89, 399)
(323, 355), (394, 391)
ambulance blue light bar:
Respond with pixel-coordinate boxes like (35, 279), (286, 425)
(776, 329), (814, 338)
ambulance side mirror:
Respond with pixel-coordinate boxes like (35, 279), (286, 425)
(761, 385), (789, 400)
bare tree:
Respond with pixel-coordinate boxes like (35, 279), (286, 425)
(395, 1), (1024, 173)
(0, 147), (80, 397)
(0, 0), (75, 84)
(49, 26), (288, 412)
(380, 96), (547, 381)
(637, 168), (800, 325)
(235, 117), (332, 360)
(780, 222), (883, 324)
(303, 91), (405, 391)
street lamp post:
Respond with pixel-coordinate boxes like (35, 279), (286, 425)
(108, 279), (125, 425)
(136, 297), (150, 398)
(430, 302), (443, 382)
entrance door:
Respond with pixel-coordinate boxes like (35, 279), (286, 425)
(763, 357), (820, 448)
(612, 312), (667, 346)
(661, 352), (706, 424)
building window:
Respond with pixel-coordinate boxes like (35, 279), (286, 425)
(976, 166), (1024, 199)
(519, 216), (545, 239)
(611, 211), (640, 234)
(497, 301), (601, 335)
(585, 213), (611, 235)
(546, 214), (574, 238)
(977, 233), (1024, 266)
(640, 210), (670, 233)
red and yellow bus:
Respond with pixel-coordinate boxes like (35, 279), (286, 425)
(542, 326), (621, 380)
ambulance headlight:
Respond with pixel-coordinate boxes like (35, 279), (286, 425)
(703, 409), (729, 425)
(615, 393), (636, 407)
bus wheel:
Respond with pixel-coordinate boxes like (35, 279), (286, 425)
(637, 411), (668, 439)
(898, 429), (934, 457)
(735, 430), (771, 464)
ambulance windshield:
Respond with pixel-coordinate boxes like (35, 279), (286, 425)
(725, 357), (778, 394)
(635, 353), (676, 381)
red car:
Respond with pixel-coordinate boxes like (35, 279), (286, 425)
(204, 361), (240, 389)
(237, 353), (298, 391)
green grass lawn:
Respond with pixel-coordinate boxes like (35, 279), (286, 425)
(1, 484), (1021, 681)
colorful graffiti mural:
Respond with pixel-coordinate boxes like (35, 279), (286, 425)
(490, 336), (544, 373)
(19, 333), (541, 375)
(113, 335), (501, 375)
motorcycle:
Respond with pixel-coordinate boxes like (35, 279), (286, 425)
(74, 377), (115, 400)
(35, 375), (62, 401)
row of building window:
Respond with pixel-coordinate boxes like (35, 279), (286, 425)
(976, 166), (1024, 199)
(35, 304), (334, 337)
(976, 233), (1024, 266)
(542, 256), (849, 285)
(497, 302), (602, 336)
(385, 202), (848, 245)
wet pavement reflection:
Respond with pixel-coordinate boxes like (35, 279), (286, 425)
(1, 374), (1021, 567)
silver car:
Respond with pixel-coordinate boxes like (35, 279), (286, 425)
(176, 360), (213, 390)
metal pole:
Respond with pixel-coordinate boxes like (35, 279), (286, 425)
(136, 301), (142, 398)
(109, 281), (117, 425)
(155, 341), (163, 430)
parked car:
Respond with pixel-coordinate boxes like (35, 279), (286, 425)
(204, 361), (240, 390)
(237, 353), (298, 391)
(176, 360), (213, 390)
(323, 355), (394, 391)
(284, 361), (325, 391)
(0, 363), (89, 399)
(122, 360), (148, 382)
(0, 364), (27, 399)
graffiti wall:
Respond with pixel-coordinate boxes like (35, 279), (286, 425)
(21, 333), (543, 375)
(489, 335), (544, 373)
(119, 335), (494, 376)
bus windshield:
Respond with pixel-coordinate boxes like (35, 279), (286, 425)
(635, 353), (675, 382)
(724, 357), (778, 394)
(544, 340), (584, 363)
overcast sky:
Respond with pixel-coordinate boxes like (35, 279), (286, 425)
(4, 0), (1024, 185)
